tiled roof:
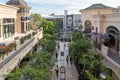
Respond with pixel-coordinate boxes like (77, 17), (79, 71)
(83, 4), (113, 10)
(6, 0), (29, 7)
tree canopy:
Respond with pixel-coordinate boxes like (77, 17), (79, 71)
(69, 32), (111, 80)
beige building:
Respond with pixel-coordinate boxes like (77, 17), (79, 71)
(6, 0), (31, 34)
(80, 4), (120, 79)
(0, 1), (43, 80)
(0, 3), (18, 39)
(0, 0), (31, 40)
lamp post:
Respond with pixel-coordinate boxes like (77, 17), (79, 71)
(100, 72), (106, 80)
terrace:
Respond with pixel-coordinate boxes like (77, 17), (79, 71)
(0, 28), (43, 80)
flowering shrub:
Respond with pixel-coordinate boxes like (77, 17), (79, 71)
(32, 32), (37, 36)
(9, 42), (16, 51)
(26, 34), (31, 40)
(0, 43), (10, 54)
(20, 34), (32, 44)
(0, 47), (4, 54)
(20, 37), (26, 44)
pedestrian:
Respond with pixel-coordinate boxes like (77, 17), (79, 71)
(58, 45), (60, 49)
(66, 55), (69, 64)
(64, 43), (66, 47)
(55, 52), (58, 59)
(55, 65), (59, 77)
(70, 56), (72, 65)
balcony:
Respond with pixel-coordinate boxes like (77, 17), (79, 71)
(0, 28), (43, 80)
(93, 41), (101, 51)
(108, 48), (120, 64)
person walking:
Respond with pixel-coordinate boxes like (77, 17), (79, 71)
(55, 52), (58, 59)
(58, 45), (60, 50)
(70, 56), (72, 65)
(64, 44), (66, 47)
(55, 65), (59, 77)
(66, 55), (69, 64)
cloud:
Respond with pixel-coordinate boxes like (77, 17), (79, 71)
(1, 0), (120, 15)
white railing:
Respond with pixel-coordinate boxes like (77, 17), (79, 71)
(101, 45), (108, 56)
(0, 29), (43, 80)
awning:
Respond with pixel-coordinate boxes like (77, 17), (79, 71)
(21, 16), (32, 20)
(87, 32), (101, 36)
(93, 34), (111, 39)
(99, 34), (111, 39)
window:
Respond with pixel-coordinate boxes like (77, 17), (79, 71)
(3, 18), (15, 38)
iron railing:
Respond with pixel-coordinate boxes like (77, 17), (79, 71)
(108, 48), (120, 64)
(93, 41), (101, 50)
(0, 37), (35, 68)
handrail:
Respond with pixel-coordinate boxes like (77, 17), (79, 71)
(108, 48), (120, 64)
(0, 37), (35, 68)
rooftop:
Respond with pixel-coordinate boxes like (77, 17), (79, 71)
(6, 0), (30, 8)
(83, 3), (113, 10)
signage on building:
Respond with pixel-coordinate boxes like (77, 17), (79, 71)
(66, 15), (73, 29)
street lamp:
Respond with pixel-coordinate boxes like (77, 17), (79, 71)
(100, 73), (106, 80)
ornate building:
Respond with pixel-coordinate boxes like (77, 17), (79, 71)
(80, 3), (120, 79)
(6, 0), (31, 33)
(0, 1), (43, 80)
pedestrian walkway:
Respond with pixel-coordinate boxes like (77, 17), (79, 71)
(51, 41), (79, 80)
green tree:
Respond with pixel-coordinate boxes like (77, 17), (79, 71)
(30, 13), (42, 30)
(69, 32), (111, 79)
(43, 33), (58, 40)
(71, 32), (83, 41)
(40, 39), (55, 52)
(40, 20), (58, 34)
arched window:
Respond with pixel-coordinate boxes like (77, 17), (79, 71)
(84, 20), (92, 33)
(107, 26), (119, 36)
(106, 26), (119, 51)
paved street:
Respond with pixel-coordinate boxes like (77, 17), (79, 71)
(51, 41), (79, 80)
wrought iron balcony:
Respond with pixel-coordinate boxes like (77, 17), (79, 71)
(93, 41), (101, 50)
(108, 48), (120, 64)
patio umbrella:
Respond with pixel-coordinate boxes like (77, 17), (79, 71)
(87, 32), (101, 36)
(87, 32), (101, 38)
(98, 34), (111, 39)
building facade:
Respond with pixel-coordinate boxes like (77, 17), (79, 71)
(66, 14), (81, 31)
(80, 4), (120, 79)
(73, 14), (81, 30)
(0, 4), (18, 39)
(0, 0), (43, 80)
(6, 0), (31, 34)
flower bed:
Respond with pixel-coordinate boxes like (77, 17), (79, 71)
(0, 43), (10, 54)
(20, 34), (32, 45)
(9, 42), (16, 51)
(32, 32), (37, 36)
(20, 36), (26, 44)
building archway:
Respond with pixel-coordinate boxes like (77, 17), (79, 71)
(106, 26), (119, 51)
(84, 20), (92, 33)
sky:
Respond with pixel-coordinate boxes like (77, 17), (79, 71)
(1, 0), (120, 15)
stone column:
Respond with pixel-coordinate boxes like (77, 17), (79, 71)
(0, 19), (3, 39)
(14, 19), (17, 35)
(0, 19), (1, 37)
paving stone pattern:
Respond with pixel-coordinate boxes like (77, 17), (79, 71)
(51, 41), (79, 80)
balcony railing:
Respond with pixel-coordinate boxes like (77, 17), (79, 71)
(0, 37), (35, 68)
(108, 48), (120, 64)
(93, 41), (101, 50)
